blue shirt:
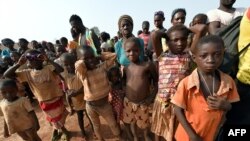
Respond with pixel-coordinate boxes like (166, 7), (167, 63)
(114, 38), (144, 67)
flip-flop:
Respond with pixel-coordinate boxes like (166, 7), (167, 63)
(51, 130), (62, 141)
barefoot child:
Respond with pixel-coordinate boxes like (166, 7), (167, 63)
(0, 79), (41, 141)
(61, 53), (88, 139)
(171, 35), (240, 141)
(107, 66), (125, 125)
(151, 25), (192, 141)
(4, 49), (69, 141)
(75, 46), (122, 141)
(123, 37), (158, 141)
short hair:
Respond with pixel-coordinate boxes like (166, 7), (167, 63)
(171, 8), (186, 21)
(60, 52), (76, 63)
(18, 38), (28, 44)
(107, 66), (122, 80)
(100, 32), (110, 42)
(79, 45), (95, 55)
(60, 37), (68, 42)
(1, 38), (14, 47)
(0, 79), (17, 89)
(142, 21), (150, 26)
(196, 35), (225, 50)
(124, 37), (141, 49)
(192, 13), (208, 24)
(154, 11), (165, 19)
(69, 14), (82, 24)
(166, 25), (190, 40)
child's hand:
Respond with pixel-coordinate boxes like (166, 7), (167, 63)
(17, 55), (27, 65)
(207, 96), (231, 111)
(108, 93), (112, 102)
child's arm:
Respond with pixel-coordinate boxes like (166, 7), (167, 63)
(144, 62), (158, 105)
(189, 24), (208, 53)
(174, 105), (203, 141)
(29, 110), (40, 131)
(43, 55), (64, 74)
(3, 119), (10, 138)
(67, 86), (84, 98)
(207, 96), (232, 111)
(100, 52), (117, 69)
(4, 55), (27, 78)
(151, 31), (167, 58)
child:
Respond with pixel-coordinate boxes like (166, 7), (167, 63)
(171, 35), (240, 141)
(150, 25), (192, 141)
(75, 46), (122, 141)
(0, 79), (41, 141)
(191, 13), (208, 26)
(122, 37), (158, 141)
(107, 66), (125, 124)
(4, 49), (69, 141)
(61, 53), (88, 139)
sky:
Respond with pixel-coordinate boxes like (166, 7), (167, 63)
(0, 0), (249, 43)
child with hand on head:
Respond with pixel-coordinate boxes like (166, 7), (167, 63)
(61, 52), (90, 139)
(0, 79), (41, 141)
(150, 25), (192, 141)
(122, 37), (158, 141)
(75, 46), (123, 141)
(171, 35), (240, 141)
(107, 66), (125, 126)
(4, 49), (69, 141)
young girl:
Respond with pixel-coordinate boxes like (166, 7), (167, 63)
(0, 79), (41, 141)
(171, 35), (240, 141)
(4, 49), (69, 141)
(151, 25), (192, 141)
(107, 66), (125, 125)
(61, 53), (88, 139)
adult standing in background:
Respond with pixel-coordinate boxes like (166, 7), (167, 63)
(171, 8), (186, 26)
(114, 15), (144, 67)
(69, 14), (101, 57)
(207, 0), (245, 34)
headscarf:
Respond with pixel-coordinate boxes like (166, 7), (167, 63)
(118, 15), (133, 29)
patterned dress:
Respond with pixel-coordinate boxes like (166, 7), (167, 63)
(109, 89), (125, 122)
(151, 51), (191, 141)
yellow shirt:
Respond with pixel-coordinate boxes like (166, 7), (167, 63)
(237, 8), (250, 84)
(16, 65), (63, 102)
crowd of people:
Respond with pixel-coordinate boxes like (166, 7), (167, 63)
(0, 0), (249, 141)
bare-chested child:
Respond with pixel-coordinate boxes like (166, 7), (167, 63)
(123, 37), (158, 141)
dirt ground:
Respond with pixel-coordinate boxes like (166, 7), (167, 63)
(0, 102), (120, 141)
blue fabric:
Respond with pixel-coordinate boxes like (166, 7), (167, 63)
(1, 49), (11, 57)
(114, 38), (144, 67)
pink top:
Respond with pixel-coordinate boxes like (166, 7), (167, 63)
(139, 33), (150, 49)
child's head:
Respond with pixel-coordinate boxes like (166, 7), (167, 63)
(192, 14), (208, 26)
(61, 53), (77, 74)
(108, 66), (122, 85)
(46, 42), (55, 53)
(192, 35), (225, 73)
(154, 11), (165, 28)
(18, 38), (29, 49)
(171, 8), (186, 26)
(118, 15), (133, 38)
(0, 79), (18, 102)
(30, 40), (39, 49)
(25, 49), (44, 69)
(124, 37), (141, 63)
(55, 44), (67, 57)
(10, 51), (21, 63)
(100, 32), (110, 43)
(1, 38), (15, 49)
(79, 46), (99, 70)
(142, 21), (150, 34)
(166, 25), (189, 54)
(60, 37), (68, 48)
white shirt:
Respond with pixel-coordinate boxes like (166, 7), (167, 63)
(207, 8), (245, 26)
